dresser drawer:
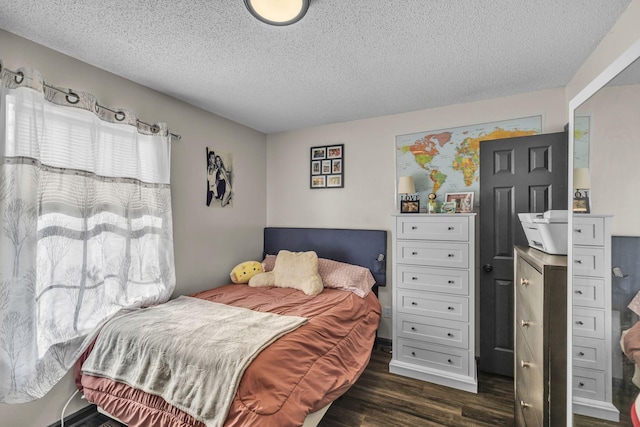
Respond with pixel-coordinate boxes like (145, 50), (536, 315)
(396, 265), (469, 295)
(516, 299), (544, 368)
(572, 276), (605, 309)
(515, 387), (542, 427)
(396, 338), (469, 376)
(396, 215), (469, 241)
(573, 367), (606, 401)
(573, 307), (606, 339)
(573, 217), (605, 246)
(397, 241), (469, 269)
(515, 327), (544, 424)
(397, 313), (469, 349)
(515, 258), (544, 328)
(572, 247), (605, 278)
(573, 336), (606, 370)
(397, 290), (469, 322)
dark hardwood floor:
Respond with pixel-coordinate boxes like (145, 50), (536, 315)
(319, 345), (514, 427)
(321, 345), (638, 427)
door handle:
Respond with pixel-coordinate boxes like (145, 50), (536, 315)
(482, 264), (493, 272)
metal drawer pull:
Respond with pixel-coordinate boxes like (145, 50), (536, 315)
(448, 280), (454, 284)
(520, 400), (531, 409)
(575, 229), (583, 233)
(575, 259), (582, 264)
(575, 290), (583, 295)
(411, 302), (418, 306)
(411, 277), (418, 281)
(411, 351), (416, 357)
(521, 320), (530, 328)
(411, 327), (416, 331)
(447, 359), (453, 364)
(520, 278), (529, 286)
(576, 320), (584, 325)
(521, 360), (531, 368)
(412, 251), (418, 255)
(447, 333), (453, 337)
(447, 253), (454, 257)
(447, 306), (454, 311)
(578, 351), (585, 356)
(411, 226), (417, 230)
(447, 226), (454, 230)
(578, 382), (585, 387)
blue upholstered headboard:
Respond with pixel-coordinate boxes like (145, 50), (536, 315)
(263, 227), (387, 287)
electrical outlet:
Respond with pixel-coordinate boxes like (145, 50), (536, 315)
(383, 306), (391, 318)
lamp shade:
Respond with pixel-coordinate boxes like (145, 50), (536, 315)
(573, 168), (591, 190)
(398, 176), (416, 195)
(245, 0), (309, 25)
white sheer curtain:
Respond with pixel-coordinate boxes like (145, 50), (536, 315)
(0, 65), (175, 403)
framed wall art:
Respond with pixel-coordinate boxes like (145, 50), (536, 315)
(310, 144), (344, 189)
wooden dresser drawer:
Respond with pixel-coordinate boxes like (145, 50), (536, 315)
(397, 241), (469, 269)
(573, 217), (605, 246)
(396, 338), (469, 376)
(396, 215), (469, 241)
(516, 300), (543, 367)
(573, 247), (605, 278)
(396, 265), (469, 295)
(573, 336), (606, 370)
(397, 313), (469, 349)
(573, 308), (606, 339)
(515, 387), (542, 427)
(515, 259), (544, 327)
(573, 368), (606, 401)
(397, 290), (469, 322)
(572, 276), (605, 308)
(515, 327), (544, 425)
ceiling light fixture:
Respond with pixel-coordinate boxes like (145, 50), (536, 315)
(244, 0), (309, 26)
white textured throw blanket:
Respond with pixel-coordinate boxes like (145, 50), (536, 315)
(82, 296), (308, 427)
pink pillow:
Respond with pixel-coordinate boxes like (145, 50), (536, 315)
(262, 254), (375, 298)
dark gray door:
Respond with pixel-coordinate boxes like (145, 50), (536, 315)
(479, 132), (567, 377)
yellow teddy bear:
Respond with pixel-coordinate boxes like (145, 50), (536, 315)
(229, 260), (264, 284)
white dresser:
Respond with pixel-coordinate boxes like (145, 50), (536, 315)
(389, 213), (477, 393)
(572, 214), (618, 421)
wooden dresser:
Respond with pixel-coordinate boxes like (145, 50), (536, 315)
(514, 246), (567, 427)
(389, 213), (477, 393)
(572, 214), (618, 421)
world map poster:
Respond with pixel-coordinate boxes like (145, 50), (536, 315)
(395, 115), (543, 209)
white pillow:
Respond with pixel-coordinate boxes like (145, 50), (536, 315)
(250, 250), (323, 296)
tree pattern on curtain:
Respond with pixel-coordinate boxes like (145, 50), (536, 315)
(0, 65), (176, 403)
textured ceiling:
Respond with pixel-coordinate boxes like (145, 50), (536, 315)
(0, 1), (632, 134)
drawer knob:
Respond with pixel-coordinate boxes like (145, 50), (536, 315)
(447, 226), (454, 231)
(411, 327), (416, 331)
(447, 306), (454, 311)
(447, 253), (454, 258)
(520, 400), (531, 409)
(411, 351), (416, 357)
(521, 320), (530, 328)
(576, 320), (584, 325)
(521, 360), (531, 368)
(447, 359), (453, 364)
(447, 332), (453, 337)
(411, 301), (418, 306)
(578, 351), (585, 357)
(575, 228), (583, 233)
(411, 276), (418, 281)
(520, 278), (529, 286)
(411, 226), (417, 230)
(411, 251), (418, 256)
(482, 264), (493, 272)
(575, 290), (583, 295)
(579, 382), (585, 387)
(448, 280), (455, 284)
(575, 259), (583, 264)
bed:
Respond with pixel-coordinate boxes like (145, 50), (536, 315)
(74, 227), (386, 427)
